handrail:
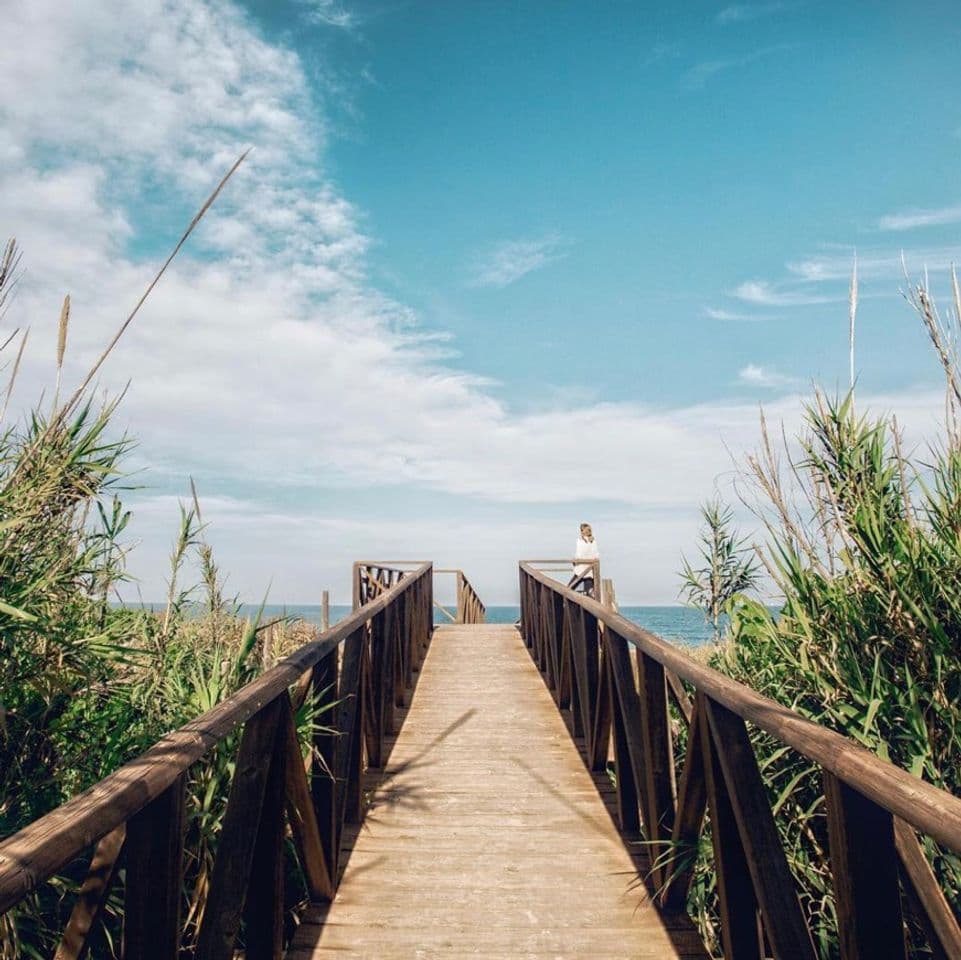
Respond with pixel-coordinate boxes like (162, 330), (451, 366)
(519, 561), (961, 959)
(0, 562), (434, 956)
(352, 561), (415, 609)
(521, 557), (600, 600)
(357, 562), (486, 624)
(434, 568), (486, 624)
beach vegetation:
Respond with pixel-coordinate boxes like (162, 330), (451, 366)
(679, 269), (961, 956)
(0, 156), (333, 957)
(679, 497), (760, 643)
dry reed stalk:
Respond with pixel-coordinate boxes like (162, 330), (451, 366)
(748, 408), (829, 578)
(849, 253), (858, 392)
(1, 330), (29, 423)
(1, 150), (249, 493)
(891, 416), (917, 533)
(0, 239), (22, 320)
(948, 265), (961, 444)
(908, 272), (961, 411)
(0, 329), (20, 355)
(61, 150), (249, 418)
(53, 294), (70, 411)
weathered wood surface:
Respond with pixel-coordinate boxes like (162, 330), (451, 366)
(519, 563), (961, 854)
(0, 565), (432, 915)
(288, 624), (706, 959)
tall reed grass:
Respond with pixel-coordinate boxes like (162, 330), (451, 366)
(0, 153), (334, 957)
(680, 268), (961, 957)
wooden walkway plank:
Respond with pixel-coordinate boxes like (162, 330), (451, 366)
(287, 624), (706, 959)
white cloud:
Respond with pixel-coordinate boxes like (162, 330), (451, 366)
(469, 234), (570, 288)
(703, 306), (778, 322)
(786, 246), (961, 283)
(294, 0), (355, 28)
(731, 280), (842, 307)
(737, 364), (799, 388)
(113, 384), (951, 604)
(1, 0), (955, 605)
(878, 204), (961, 232)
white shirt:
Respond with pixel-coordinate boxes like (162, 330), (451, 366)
(573, 536), (599, 578)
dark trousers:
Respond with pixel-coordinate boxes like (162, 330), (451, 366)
(568, 575), (594, 596)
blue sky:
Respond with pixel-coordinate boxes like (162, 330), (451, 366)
(2, 0), (961, 604)
(249, 0), (961, 404)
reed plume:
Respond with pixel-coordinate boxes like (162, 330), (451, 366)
(53, 294), (69, 411)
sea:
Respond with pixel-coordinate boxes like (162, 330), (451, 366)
(230, 603), (717, 649)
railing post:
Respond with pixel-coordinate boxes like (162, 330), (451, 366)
(704, 698), (815, 959)
(456, 570), (465, 623)
(123, 774), (186, 960)
(311, 647), (340, 884)
(337, 627), (367, 825)
(561, 601), (582, 735)
(824, 772), (906, 960)
(547, 591), (565, 694)
(606, 631), (645, 836)
(244, 701), (289, 960)
(283, 699), (334, 902)
(700, 698), (760, 959)
(400, 590), (414, 693)
(662, 695), (706, 909)
(637, 649), (676, 890)
(368, 609), (389, 758)
(519, 568), (528, 640)
(535, 582), (548, 671)
(590, 623), (613, 772)
(572, 606), (599, 754)
(608, 638), (641, 836)
(196, 696), (286, 960)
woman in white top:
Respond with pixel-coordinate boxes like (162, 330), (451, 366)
(568, 522), (599, 596)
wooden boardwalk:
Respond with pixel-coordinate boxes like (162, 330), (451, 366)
(288, 623), (706, 959)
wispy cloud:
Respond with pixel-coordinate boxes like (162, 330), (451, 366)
(787, 245), (961, 282)
(681, 44), (790, 90)
(731, 280), (841, 307)
(703, 306), (779, 322)
(737, 364), (799, 388)
(294, 0), (355, 28)
(5, 0), (955, 607)
(878, 203), (961, 232)
(716, 2), (796, 24)
(469, 234), (570, 288)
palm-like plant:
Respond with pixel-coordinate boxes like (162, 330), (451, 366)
(679, 497), (760, 643)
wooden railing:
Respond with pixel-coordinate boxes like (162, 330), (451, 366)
(0, 563), (433, 959)
(519, 561), (961, 960)
(354, 561), (485, 624)
(522, 557), (601, 601)
(351, 560), (427, 609)
(434, 568), (486, 624)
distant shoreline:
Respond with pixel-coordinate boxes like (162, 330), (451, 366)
(121, 601), (723, 647)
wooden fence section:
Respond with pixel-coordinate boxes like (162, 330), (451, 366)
(354, 561), (485, 624)
(435, 567), (486, 623)
(519, 561), (961, 960)
(0, 563), (433, 960)
(351, 560), (426, 609)
(522, 557), (601, 601)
